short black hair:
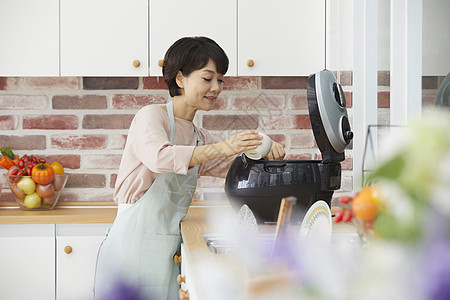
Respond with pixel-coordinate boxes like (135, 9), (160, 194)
(162, 36), (229, 97)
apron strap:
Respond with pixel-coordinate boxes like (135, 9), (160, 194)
(166, 101), (176, 144)
(166, 101), (204, 146)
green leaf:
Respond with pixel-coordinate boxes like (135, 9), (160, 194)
(0, 147), (15, 160)
(365, 153), (406, 185)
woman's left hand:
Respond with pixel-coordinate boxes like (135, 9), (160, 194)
(265, 141), (286, 160)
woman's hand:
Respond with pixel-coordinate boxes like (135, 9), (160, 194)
(264, 141), (285, 160)
(189, 130), (262, 167)
(221, 130), (262, 157)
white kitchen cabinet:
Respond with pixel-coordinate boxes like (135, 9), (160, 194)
(180, 242), (199, 300)
(60, 0), (148, 76)
(0, 0), (59, 76)
(56, 224), (110, 300)
(149, 0), (237, 76)
(0, 224), (56, 300)
(238, 0), (326, 76)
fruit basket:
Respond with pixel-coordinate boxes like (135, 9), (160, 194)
(5, 174), (69, 210)
(1, 149), (69, 210)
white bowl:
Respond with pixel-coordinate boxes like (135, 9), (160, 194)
(244, 132), (272, 160)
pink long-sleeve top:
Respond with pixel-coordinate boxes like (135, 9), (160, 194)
(114, 104), (235, 204)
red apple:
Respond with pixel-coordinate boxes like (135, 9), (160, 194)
(36, 183), (55, 198)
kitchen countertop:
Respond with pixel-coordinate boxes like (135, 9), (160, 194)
(180, 201), (359, 299)
(0, 207), (118, 224)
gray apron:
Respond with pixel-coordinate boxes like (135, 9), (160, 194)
(94, 101), (202, 300)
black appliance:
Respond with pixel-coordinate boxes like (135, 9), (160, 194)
(225, 70), (354, 224)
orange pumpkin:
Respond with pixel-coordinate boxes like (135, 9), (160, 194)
(32, 163), (55, 184)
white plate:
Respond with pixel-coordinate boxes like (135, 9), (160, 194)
(299, 200), (332, 243)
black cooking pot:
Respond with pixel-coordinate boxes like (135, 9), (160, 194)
(225, 155), (341, 223)
(224, 70), (353, 224)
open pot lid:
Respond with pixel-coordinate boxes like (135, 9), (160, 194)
(307, 70), (353, 163)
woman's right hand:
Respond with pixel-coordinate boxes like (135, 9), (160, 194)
(220, 130), (262, 157)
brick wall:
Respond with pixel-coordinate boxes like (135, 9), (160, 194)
(0, 73), (443, 205)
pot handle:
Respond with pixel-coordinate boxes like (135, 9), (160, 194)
(263, 163), (287, 173)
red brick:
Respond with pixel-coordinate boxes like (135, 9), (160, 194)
(0, 135), (46, 150)
(202, 115), (258, 130)
(378, 71), (390, 86)
(110, 174), (117, 188)
(260, 114), (294, 130)
(82, 114), (134, 129)
(83, 77), (138, 90)
(344, 91), (352, 108)
(285, 153), (313, 160)
(51, 135), (107, 150)
(39, 155), (81, 169)
(267, 134), (286, 147)
(0, 95), (48, 110)
(230, 94), (285, 110)
(52, 95), (107, 109)
(340, 71), (353, 86)
(293, 114), (312, 129)
(203, 192), (226, 201)
(0, 192), (14, 202)
(212, 95), (227, 110)
(23, 115), (78, 130)
(110, 134), (128, 149)
(223, 77), (258, 90)
(341, 157), (353, 170)
(112, 94), (166, 109)
(0, 77), (18, 90)
(0, 116), (18, 130)
(378, 91), (390, 108)
(197, 176), (225, 188)
(23, 77), (79, 90)
(84, 154), (122, 169)
(290, 93), (308, 110)
(143, 77), (168, 90)
(422, 76), (439, 89)
(59, 191), (114, 202)
(290, 132), (316, 148)
(261, 76), (307, 89)
(65, 174), (106, 188)
(422, 91), (437, 107)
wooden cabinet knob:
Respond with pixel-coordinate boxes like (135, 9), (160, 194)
(178, 288), (190, 300)
(64, 246), (72, 254)
(247, 59), (255, 67)
(158, 59), (164, 67)
(133, 59), (141, 68)
(174, 254), (182, 264)
(177, 274), (186, 285)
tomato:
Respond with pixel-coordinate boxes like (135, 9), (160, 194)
(31, 163), (55, 184)
(342, 209), (353, 222)
(334, 207), (344, 223)
(38, 158), (46, 164)
(18, 160), (25, 169)
(338, 196), (353, 205)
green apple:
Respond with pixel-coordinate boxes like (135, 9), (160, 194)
(17, 177), (36, 195)
(24, 192), (42, 209)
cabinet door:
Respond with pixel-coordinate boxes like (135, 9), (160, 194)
(60, 0), (148, 76)
(0, 224), (55, 300)
(149, 0), (237, 76)
(56, 224), (111, 300)
(0, 0), (59, 76)
(238, 0), (325, 76)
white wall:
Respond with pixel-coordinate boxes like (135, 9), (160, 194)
(328, 0), (450, 75)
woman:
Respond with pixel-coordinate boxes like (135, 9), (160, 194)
(94, 36), (285, 300)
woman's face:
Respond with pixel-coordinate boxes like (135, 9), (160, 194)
(179, 59), (224, 111)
